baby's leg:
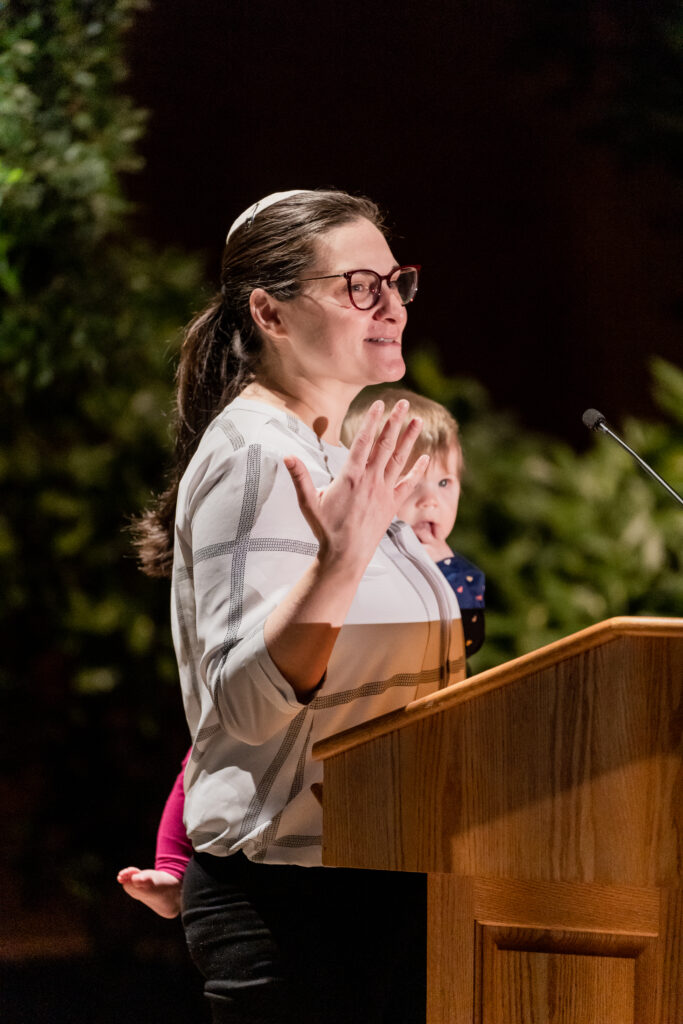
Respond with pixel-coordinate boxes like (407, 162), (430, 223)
(117, 866), (181, 919)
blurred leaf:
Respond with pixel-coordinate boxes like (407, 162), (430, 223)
(0, 0), (201, 941)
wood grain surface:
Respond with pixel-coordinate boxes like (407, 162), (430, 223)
(315, 617), (683, 1023)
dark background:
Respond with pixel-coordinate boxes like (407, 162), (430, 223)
(125, 0), (682, 446)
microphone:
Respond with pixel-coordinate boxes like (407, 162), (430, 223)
(582, 408), (683, 508)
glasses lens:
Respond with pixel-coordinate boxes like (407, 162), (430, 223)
(348, 271), (381, 309)
(393, 267), (419, 305)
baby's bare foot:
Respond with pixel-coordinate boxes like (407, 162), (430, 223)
(117, 866), (181, 919)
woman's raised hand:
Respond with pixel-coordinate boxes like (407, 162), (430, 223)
(266, 401), (428, 698)
(284, 400), (429, 575)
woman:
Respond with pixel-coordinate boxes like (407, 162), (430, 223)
(135, 189), (465, 1023)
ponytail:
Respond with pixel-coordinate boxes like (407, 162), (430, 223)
(175, 295), (252, 455)
(132, 296), (258, 578)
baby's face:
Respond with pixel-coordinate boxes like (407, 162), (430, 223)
(397, 450), (461, 547)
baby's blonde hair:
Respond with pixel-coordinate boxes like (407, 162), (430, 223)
(341, 386), (464, 479)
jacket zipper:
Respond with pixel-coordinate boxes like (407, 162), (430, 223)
(387, 521), (453, 689)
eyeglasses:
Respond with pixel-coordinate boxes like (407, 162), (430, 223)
(298, 265), (420, 310)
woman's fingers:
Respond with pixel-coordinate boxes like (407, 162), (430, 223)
(394, 452), (430, 503)
(384, 414), (423, 483)
(345, 398), (425, 493)
(345, 400), (385, 472)
(365, 399), (410, 474)
(284, 456), (321, 533)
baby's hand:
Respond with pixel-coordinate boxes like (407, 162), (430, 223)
(117, 866), (181, 919)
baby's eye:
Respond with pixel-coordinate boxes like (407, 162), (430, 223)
(438, 478), (453, 488)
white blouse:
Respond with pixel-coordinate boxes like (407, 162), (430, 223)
(172, 397), (464, 866)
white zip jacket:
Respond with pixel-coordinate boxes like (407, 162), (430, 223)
(172, 398), (465, 865)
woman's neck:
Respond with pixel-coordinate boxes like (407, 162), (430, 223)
(240, 379), (358, 445)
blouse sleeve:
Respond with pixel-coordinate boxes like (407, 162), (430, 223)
(173, 438), (320, 747)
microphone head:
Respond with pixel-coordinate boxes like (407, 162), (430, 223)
(582, 408), (606, 431)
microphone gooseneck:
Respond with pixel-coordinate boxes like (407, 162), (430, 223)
(581, 409), (683, 508)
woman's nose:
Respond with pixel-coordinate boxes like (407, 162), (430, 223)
(372, 282), (405, 320)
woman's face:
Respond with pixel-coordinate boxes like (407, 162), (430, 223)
(267, 218), (409, 394)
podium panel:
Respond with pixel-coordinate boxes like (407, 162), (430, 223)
(314, 618), (683, 1024)
(426, 875), (679, 1024)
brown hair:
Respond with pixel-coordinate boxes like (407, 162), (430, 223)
(134, 189), (385, 578)
(341, 386), (464, 477)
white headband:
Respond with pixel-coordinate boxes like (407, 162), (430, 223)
(225, 189), (313, 242)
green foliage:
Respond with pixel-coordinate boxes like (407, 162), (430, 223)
(0, 0), (203, 690)
(408, 350), (683, 674)
(0, 0), (204, 934)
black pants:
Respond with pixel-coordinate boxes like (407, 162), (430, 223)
(182, 851), (427, 1024)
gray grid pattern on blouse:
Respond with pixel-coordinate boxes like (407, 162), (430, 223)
(246, 717), (316, 860)
(175, 426), (327, 850)
(175, 412), (457, 857)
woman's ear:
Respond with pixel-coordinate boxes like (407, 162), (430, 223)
(250, 288), (287, 340)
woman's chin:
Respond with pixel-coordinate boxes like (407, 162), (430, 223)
(368, 354), (405, 384)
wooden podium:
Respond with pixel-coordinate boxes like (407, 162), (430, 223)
(313, 617), (682, 1024)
